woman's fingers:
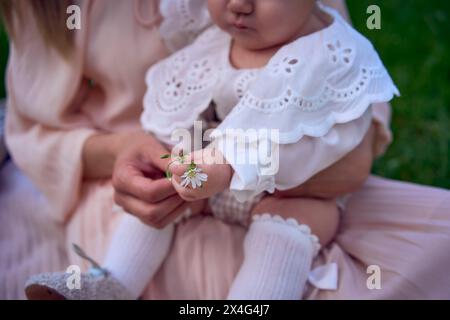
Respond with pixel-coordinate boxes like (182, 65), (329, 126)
(113, 162), (177, 203)
(111, 134), (210, 226)
(155, 199), (206, 228)
(154, 202), (191, 228)
(114, 191), (184, 228)
(112, 132), (177, 203)
(127, 132), (172, 172)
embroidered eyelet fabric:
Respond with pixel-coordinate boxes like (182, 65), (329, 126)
(143, 3), (400, 201)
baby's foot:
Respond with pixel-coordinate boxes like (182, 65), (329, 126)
(24, 244), (134, 300)
(25, 270), (134, 300)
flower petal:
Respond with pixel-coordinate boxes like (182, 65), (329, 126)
(181, 177), (190, 188)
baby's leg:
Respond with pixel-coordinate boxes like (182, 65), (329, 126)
(227, 196), (339, 300)
(25, 206), (200, 300)
(251, 196), (340, 247)
(103, 211), (175, 298)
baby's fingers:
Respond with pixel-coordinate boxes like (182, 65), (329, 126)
(170, 163), (190, 178)
(172, 175), (200, 202)
(170, 162), (208, 189)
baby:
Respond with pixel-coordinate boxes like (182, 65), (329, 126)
(25, 0), (398, 300)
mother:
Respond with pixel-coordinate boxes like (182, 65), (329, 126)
(2, 0), (450, 299)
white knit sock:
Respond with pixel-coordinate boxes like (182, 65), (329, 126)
(103, 213), (174, 298)
(227, 214), (320, 300)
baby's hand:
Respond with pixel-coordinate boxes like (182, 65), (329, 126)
(169, 149), (232, 202)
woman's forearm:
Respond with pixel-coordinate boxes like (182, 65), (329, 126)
(82, 133), (128, 180)
(82, 130), (170, 180)
(82, 130), (153, 180)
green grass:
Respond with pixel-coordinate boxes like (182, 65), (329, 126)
(347, 0), (450, 189)
(0, 21), (8, 99)
(0, 1), (449, 189)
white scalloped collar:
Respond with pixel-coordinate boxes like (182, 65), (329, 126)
(219, 3), (339, 72)
(142, 4), (399, 145)
(209, 5), (400, 143)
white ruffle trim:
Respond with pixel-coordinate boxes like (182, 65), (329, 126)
(252, 213), (339, 291)
(212, 74), (399, 144)
(252, 213), (322, 257)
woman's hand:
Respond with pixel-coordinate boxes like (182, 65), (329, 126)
(110, 131), (205, 228)
(82, 131), (140, 180)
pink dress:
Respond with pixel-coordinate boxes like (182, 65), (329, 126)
(2, 0), (450, 299)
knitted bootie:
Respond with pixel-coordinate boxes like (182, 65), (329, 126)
(25, 244), (134, 300)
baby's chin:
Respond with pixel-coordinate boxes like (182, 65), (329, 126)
(232, 35), (286, 52)
(227, 26), (291, 50)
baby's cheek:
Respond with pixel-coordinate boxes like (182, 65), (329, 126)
(255, 22), (288, 48)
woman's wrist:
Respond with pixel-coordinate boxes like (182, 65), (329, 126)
(110, 130), (148, 159)
(82, 130), (151, 180)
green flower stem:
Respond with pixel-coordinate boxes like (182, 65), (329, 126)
(161, 153), (197, 180)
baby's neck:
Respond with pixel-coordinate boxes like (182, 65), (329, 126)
(229, 6), (332, 70)
(229, 43), (280, 70)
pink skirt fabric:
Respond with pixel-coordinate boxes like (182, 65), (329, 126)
(1, 162), (450, 299)
(144, 176), (450, 299)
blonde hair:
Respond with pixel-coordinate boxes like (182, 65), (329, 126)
(0, 0), (74, 58)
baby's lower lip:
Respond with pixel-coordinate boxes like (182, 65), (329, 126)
(232, 23), (249, 30)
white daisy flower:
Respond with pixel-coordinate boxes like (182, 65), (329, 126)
(180, 165), (208, 189)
